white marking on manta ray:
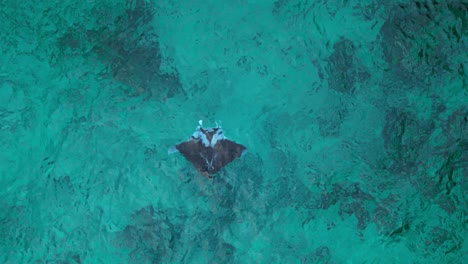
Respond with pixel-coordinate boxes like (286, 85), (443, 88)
(192, 120), (226, 147)
(200, 152), (216, 171)
(168, 145), (178, 154)
(210, 128), (225, 147)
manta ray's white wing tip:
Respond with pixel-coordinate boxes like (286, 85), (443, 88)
(168, 145), (179, 154)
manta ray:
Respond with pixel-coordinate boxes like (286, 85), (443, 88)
(169, 120), (247, 177)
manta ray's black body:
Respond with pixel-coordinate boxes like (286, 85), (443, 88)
(169, 121), (246, 177)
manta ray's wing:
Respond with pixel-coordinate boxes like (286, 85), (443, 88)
(211, 139), (247, 173)
(175, 139), (208, 173)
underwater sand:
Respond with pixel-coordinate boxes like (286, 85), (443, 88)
(0, 0), (466, 263)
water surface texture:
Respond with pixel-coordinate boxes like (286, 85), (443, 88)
(0, 0), (466, 263)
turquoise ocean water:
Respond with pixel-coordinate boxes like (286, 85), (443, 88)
(0, 0), (466, 263)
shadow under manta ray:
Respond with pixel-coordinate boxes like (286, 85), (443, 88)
(169, 120), (247, 178)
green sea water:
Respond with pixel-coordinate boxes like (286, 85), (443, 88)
(0, 0), (466, 263)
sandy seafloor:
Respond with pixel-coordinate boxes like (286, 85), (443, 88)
(0, 0), (466, 263)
